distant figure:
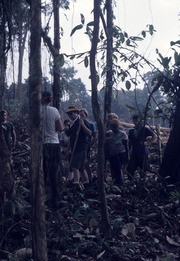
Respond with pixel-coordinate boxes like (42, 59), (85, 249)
(79, 108), (97, 181)
(42, 91), (63, 208)
(107, 112), (124, 131)
(127, 114), (157, 180)
(0, 109), (16, 153)
(65, 104), (92, 186)
(0, 109), (16, 202)
(106, 119), (129, 186)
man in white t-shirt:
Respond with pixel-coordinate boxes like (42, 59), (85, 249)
(42, 91), (63, 209)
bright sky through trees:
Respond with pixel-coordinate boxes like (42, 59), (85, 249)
(60, 0), (180, 89)
(6, 0), (179, 89)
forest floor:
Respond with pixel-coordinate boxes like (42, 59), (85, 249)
(0, 119), (179, 261)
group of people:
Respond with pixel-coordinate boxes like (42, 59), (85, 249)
(0, 91), (157, 208)
(105, 113), (157, 186)
(42, 90), (157, 208)
(42, 91), (97, 208)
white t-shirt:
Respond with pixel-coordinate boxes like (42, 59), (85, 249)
(42, 105), (61, 144)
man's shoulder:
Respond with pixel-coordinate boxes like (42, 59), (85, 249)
(85, 120), (96, 131)
(43, 105), (60, 118)
(2, 121), (13, 128)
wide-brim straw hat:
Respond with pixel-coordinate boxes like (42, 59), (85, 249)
(66, 104), (80, 113)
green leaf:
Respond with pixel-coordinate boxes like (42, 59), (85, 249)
(125, 80), (131, 90)
(174, 51), (180, 66)
(70, 24), (83, 36)
(80, 13), (85, 24)
(59, 54), (64, 67)
(120, 33), (125, 43)
(84, 56), (88, 67)
(96, 74), (100, 85)
(130, 36), (144, 41)
(141, 30), (146, 38)
(170, 40), (180, 46)
(69, 55), (75, 60)
(87, 21), (94, 27)
(149, 24), (155, 35)
(125, 104), (136, 110)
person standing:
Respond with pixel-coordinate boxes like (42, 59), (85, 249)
(65, 104), (92, 186)
(127, 114), (157, 180)
(0, 109), (16, 153)
(42, 91), (63, 208)
(0, 109), (16, 202)
(106, 118), (129, 186)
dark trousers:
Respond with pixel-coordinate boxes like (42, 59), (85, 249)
(127, 153), (149, 179)
(43, 143), (60, 203)
(108, 153), (126, 185)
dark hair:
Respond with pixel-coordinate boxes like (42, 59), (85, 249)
(132, 114), (140, 120)
(0, 109), (8, 115)
(42, 91), (52, 104)
(64, 119), (70, 125)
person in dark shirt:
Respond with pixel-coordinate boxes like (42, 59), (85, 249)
(65, 104), (92, 185)
(0, 109), (16, 152)
(127, 114), (156, 180)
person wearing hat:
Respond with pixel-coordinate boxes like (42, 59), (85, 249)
(65, 104), (92, 186)
(127, 114), (156, 180)
(42, 91), (63, 208)
(105, 118), (129, 185)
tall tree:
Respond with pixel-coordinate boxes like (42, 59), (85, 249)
(104, 0), (113, 120)
(52, 0), (61, 110)
(13, 0), (30, 104)
(90, 0), (110, 236)
(157, 46), (180, 183)
(0, 0), (12, 109)
(29, 0), (47, 260)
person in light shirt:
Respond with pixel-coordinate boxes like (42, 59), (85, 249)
(42, 91), (63, 208)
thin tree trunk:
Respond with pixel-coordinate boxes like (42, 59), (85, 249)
(159, 99), (180, 184)
(104, 0), (113, 121)
(90, 0), (110, 236)
(29, 0), (47, 260)
(52, 0), (61, 110)
(17, 24), (28, 103)
(0, 2), (6, 110)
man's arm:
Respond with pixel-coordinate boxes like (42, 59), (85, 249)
(55, 118), (64, 132)
(12, 129), (16, 148)
(80, 118), (92, 136)
(145, 132), (157, 146)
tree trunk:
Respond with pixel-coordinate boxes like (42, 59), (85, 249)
(29, 0), (47, 260)
(90, 0), (110, 236)
(52, 0), (62, 110)
(0, 2), (6, 110)
(17, 23), (28, 104)
(104, 0), (113, 121)
(159, 98), (180, 184)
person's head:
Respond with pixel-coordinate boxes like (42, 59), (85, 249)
(132, 114), (141, 126)
(0, 109), (8, 122)
(64, 119), (71, 127)
(109, 118), (121, 133)
(66, 104), (80, 120)
(80, 108), (88, 119)
(107, 113), (119, 122)
(42, 91), (52, 105)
